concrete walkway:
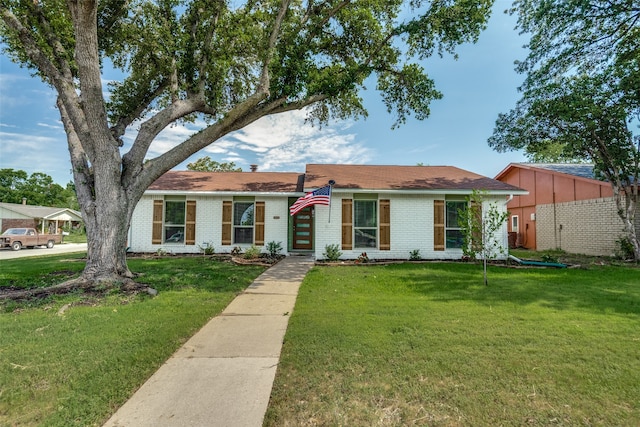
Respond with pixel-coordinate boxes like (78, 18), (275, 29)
(103, 255), (314, 427)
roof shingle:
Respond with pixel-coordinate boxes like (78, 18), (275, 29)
(148, 165), (525, 193)
(304, 164), (523, 192)
(148, 171), (304, 193)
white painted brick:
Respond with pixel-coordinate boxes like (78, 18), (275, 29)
(131, 193), (511, 260)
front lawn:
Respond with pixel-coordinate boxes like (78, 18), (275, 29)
(265, 263), (640, 426)
(0, 254), (266, 427)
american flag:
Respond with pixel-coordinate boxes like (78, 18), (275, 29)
(289, 185), (332, 215)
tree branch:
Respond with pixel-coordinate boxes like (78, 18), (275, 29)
(121, 96), (207, 181)
(0, 7), (67, 85)
(110, 78), (170, 140)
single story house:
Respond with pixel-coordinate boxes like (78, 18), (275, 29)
(495, 163), (639, 256)
(128, 164), (526, 260)
(0, 202), (83, 234)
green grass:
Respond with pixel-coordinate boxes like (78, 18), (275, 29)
(265, 263), (640, 426)
(60, 231), (87, 244)
(0, 254), (266, 426)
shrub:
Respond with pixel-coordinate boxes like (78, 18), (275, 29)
(231, 246), (242, 256)
(409, 249), (421, 261)
(243, 245), (262, 259)
(616, 236), (635, 260)
(198, 241), (215, 255)
(323, 244), (342, 261)
(266, 241), (283, 258)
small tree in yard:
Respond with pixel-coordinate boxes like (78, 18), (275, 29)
(458, 190), (509, 286)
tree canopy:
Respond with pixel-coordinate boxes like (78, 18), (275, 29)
(0, 0), (495, 287)
(0, 168), (78, 209)
(186, 157), (242, 172)
(488, 0), (640, 260)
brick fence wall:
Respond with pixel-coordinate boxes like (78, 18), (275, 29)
(536, 197), (639, 256)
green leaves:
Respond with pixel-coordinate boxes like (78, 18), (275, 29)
(490, 1), (640, 260)
(377, 63), (442, 128)
(3, 0), (496, 135)
(0, 168), (77, 208)
(186, 157), (242, 171)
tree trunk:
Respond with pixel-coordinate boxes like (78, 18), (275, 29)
(612, 186), (640, 261)
(81, 191), (134, 282)
(620, 199), (640, 262)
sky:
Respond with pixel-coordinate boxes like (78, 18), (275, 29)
(0, 1), (529, 186)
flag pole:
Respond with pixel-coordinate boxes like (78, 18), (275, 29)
(328, 180), (335, 223)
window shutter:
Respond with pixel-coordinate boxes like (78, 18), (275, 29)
(221, 201), (232, 245)
(185, 200), (196, 245)
(152, 200), (163, 244)
(254, 201), (265, 246)
(379, 199), (390, 250)
(434, 200), (445, 251)
(342, 199), (353, 250)
(471, 201), (482, 253)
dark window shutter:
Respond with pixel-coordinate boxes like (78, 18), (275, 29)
(434, 200), (445, 251)
(152, 200), (163, 244)
(379, 199), (390, 250)
(342, 199), (353, 250)
(185, 200), (196, 245)
(221, 201), (232, 245)
(254, 201), (265, 246)
(471, 201), (482, 253)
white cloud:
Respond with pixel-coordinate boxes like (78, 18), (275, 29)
(126, 109), (370, 171)
(0, 130), (73, 183)
(37, 122), (63, 130)
(218, 110), (371, 170)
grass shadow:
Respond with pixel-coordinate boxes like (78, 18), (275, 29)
(383, 262), (640, 316)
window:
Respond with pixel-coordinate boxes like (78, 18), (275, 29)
(445, 201), (466, 249)
(511, 215), (519, 233)
(233, 201), (254, 244)
(164, 199), (185, 243)
(354, 199), (377, 248)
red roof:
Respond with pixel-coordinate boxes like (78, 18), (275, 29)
(148, 171), (304, 192)
(304, 164), (524, 192)
(148, 165), (525, 193)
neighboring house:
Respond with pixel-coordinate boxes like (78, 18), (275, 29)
(495, 163), (639, 256)
(0, 202), (83, 234)
(129, 164), (526, 260)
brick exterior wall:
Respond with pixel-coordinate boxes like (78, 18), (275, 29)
(536, 197), (640, 256)
(313, 193), (508, 261)
(130, 195), (295, 254)
(130, 193), (510, 260)
(1, 218), (38, 233)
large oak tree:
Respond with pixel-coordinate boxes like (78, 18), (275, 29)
(488, 0), (640, 260)
(1, 0), (494, 287)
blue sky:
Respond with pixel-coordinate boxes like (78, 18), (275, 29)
(0, 1), (528, 186)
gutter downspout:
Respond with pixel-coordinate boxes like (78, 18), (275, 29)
(504, 194), (514, 257)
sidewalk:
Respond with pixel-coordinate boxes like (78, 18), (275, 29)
(103, 255), (314, 427)
(0, 243), (87, 260)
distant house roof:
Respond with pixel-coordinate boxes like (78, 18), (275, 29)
(495, 163), (603, 182)
(304, 164), (525, 193)
(149, 165), (525, 195)
(0, 202), (82, 221)
(148, 171), (305, 193)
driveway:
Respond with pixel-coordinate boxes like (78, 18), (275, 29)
(0, 243), (87, 260)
